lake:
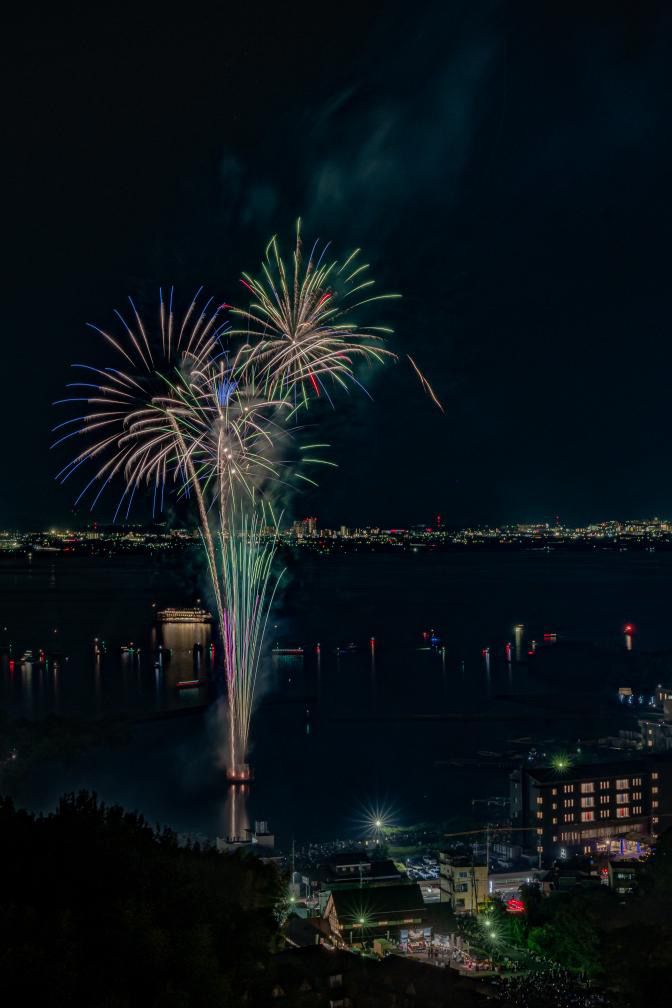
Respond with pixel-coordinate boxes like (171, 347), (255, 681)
(1, 549), (670, 846)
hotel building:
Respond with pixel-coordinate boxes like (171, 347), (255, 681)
(511, 757), (672, 860)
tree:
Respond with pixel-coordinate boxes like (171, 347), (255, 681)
(0, 792), (283, 1006)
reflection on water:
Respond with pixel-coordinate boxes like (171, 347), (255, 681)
(1, 618), (213, 719)
(223, 784), (250, 842)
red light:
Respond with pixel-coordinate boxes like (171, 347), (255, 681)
(507, 898), (525, 914)
(624, 624), (635, 634)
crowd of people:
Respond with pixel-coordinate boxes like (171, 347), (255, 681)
(494, 966), (612, 1007)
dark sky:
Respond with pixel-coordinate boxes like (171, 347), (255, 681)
(6, 4), (672, 530)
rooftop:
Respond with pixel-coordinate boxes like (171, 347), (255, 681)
(329, 883), (425, 922)
(523, 755), (672, 784)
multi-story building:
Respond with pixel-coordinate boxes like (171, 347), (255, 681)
(511, 757), (672, 861)
(438, 854), (488, 913)
(638, 717), (672, 752)
(304, 516), (317, 537)
(655, 684), (672, 718)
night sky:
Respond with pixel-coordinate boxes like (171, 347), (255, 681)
(6, 5), (672, 530)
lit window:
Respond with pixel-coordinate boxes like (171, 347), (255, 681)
(536, 812), (543, 820)
(564, 799), (574, 808)
(653, 817), (659, 824)
(581, 797), (595, 808)
(580, 783), (595, 793)
(536, 796), (544, 804)
(616, 793), (628, 805)
(616, 779), (629, 790)
(537, 828), (543, 836)
(581, 811), (595, 822)
(599, 780), (609, 789)
(600, 796), (610, 804)
(652, 787), (659, 794)
(552, 803), (558, 810)
(564, 814), (574, 823)
(551, 788), (558, 796)
(552, 817), (558, 824)
(616, 808), (630, 819)
(600, 810), (609, 818)
(632, 792), (642, 800)
(632, 806), (642, 815)
(652, 800), (659, 808)
(632, 777), (642, 785)
(563, 785), (574, 793)
(652, 773), (659, 781)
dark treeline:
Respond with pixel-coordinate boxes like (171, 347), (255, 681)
(0, 792), (282, 1006)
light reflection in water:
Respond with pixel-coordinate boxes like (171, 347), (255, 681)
(224, 783), (250, 842)
(158, 621), (211, 690)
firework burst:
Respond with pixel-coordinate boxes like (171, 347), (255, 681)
(52, 288), (227, 519)
(230, 219), (399, 405)
(55, 227), (413, 777)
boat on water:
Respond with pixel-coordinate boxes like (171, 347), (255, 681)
(121, 644), (141, 655)
(272, 645), (304, 655)
(176, 678), (206, 689)
(334, 643), (358, 654)
(155, 606), (212, 624)
(20, 650), (33, 663)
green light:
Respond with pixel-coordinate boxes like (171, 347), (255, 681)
(552, 753), (573, 773)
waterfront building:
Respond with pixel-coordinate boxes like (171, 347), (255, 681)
(511, 756), (672, 861)
(438, 854), (488, 913)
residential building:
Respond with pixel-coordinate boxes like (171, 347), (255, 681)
(318, 852), (404, 891)
(438, 854), (488, 913)
(511, 756), (672, 861)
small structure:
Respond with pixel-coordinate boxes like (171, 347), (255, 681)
(608, 859), (643, 896)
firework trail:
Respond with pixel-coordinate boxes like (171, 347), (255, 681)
(218, 504), (284, 775)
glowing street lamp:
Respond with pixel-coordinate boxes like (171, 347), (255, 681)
(551, 753), (573, 774)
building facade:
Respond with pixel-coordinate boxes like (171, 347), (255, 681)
(438, 854), (488, 913)
(511, 757), (672, 861)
